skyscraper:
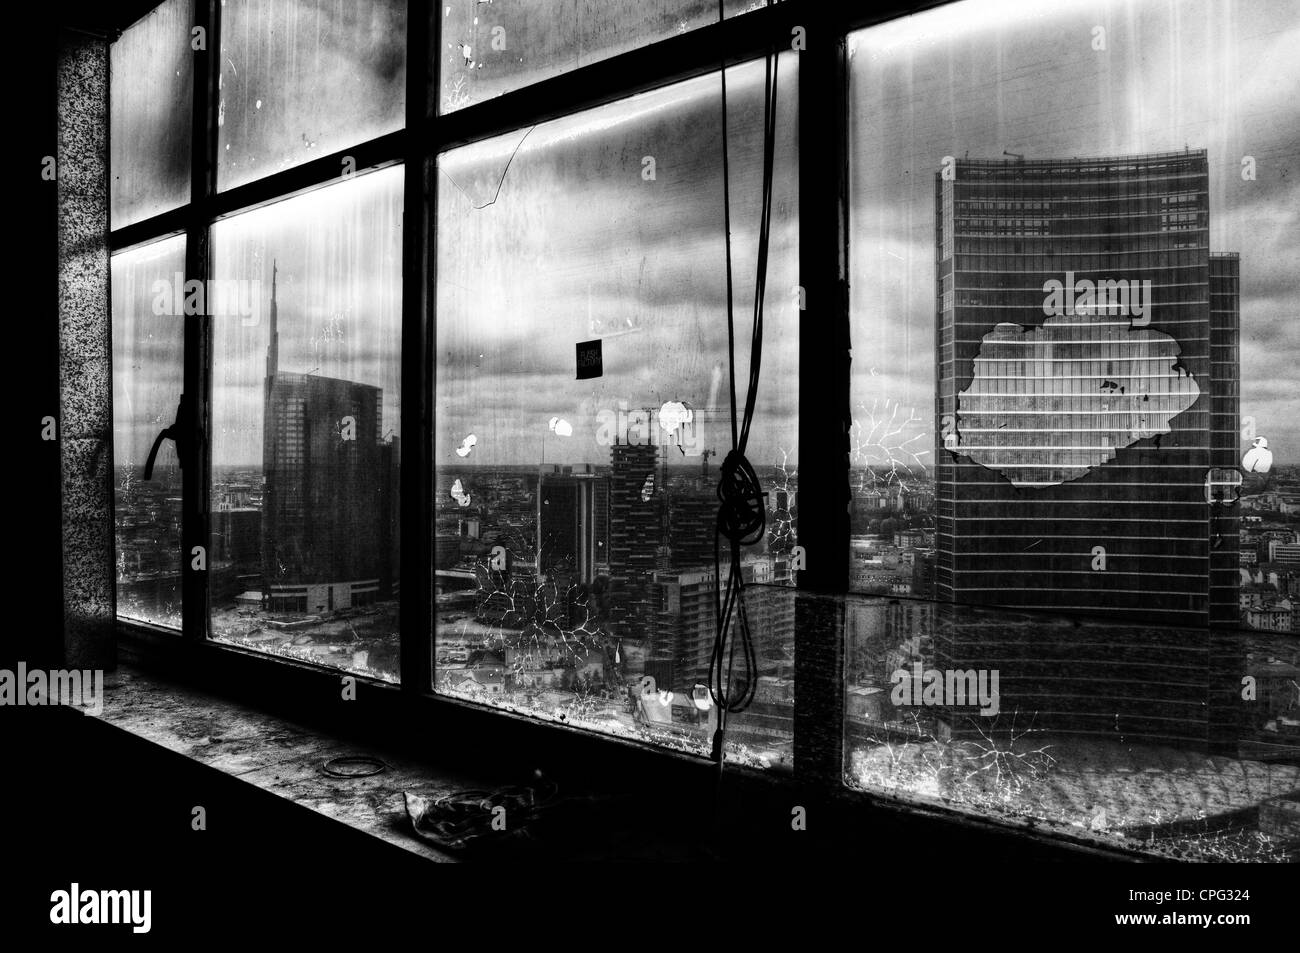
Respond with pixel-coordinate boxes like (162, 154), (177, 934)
(667, 494), (716, 570)
(261, 263), (398, 613)
(535, 464), (598, 584)
(608, 440), (659, 640)
(932, 151), (1243, 749)
(1208, 253), (1242, 627)
(934, 151), (1239, 626)
(592, 475), (611, 575)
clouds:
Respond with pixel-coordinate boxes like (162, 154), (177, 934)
(210, 166), (405, 465)
(113, 0), (1297, 479)
(436, 55), (801, 466)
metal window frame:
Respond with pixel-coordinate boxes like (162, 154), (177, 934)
(106, 0), (966, 793)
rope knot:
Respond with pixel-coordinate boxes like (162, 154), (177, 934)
(715, 450), (766, 547)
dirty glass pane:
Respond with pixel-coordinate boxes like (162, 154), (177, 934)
(849, 0), (1300, 628)
(209, 168), (403, 681)
(110, 0), (193, 229)
(845, 595), (1300, 862)
(437, 0), (767, 114)
(218, 0), (407, 191)
(434, 56), (799, 767)
(846, 0), (1300, 861)
(113, 235), (187, 628)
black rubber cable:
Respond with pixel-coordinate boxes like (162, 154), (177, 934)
(709, 0), (781, 764)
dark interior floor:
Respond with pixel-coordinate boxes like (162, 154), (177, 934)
(6, 689), (1296, 939)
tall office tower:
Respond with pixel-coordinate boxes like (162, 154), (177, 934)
(261, 264), (397, 613)
(932, 152), (1241, 748)
(668, 494), (716, 570)
(608, 440), (660, 640)
(592, 475), (611, 575)
(1208, 253), (1245, 750)
(934, 151), (1238, 625)
(1208, 253), (1242, 625)
(535, 465), (597, 584)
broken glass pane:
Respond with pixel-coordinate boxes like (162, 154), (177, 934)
(845, 0), (1300, 862)
(434, 55), (799, 766)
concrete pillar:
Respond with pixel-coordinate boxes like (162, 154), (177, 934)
(57, 29), (115, 671)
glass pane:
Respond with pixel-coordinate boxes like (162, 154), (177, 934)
(210, 168), (403, 681)
(113, 235), (187, 627)
(438, 0), (766, 114)
(110, 0), (193, 229)
(845, 596), (1299, 862)
(218, 0), (407, 191)
(848, 0), (1300, 630)
(846, 0), (1300, 861)
(435, 55), (799, 767)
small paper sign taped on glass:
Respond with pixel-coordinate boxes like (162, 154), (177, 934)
(576, 339), (603, 380)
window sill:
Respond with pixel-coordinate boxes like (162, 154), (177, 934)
(114, 621), (1154, 862)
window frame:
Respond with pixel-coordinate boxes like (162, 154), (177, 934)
(105, 0), (1151, 858)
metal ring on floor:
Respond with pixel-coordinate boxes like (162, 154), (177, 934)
(322, 755), (389, 778)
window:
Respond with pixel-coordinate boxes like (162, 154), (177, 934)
(217, 0), (408, 190)
(436, 0), (767, 113)
(433, 56), (799, 763)
(103, 0), (1299, 863)
(209, 168), (404, 680)
(846, 0), (1300, 861)
(110, 0), (192, 229)
(112, 235), (187, 628)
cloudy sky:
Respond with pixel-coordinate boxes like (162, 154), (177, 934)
(436, 53), (800, 468)
(439, 0), (766, 113)
(850, 0), (1300, 466)
(115, 0), (1298, 476)
(112, 167), (405, 473)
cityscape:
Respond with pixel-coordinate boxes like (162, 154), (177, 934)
(841, 150), (1299, 861)
(112, 149), (1300, 860)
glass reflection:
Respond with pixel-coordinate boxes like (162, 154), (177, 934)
(434, 56), (799, 765)
(209, 168), (403, 680)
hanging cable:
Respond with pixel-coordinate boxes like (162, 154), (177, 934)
(709, 0), (781, 765)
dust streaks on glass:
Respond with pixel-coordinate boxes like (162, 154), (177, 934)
(209, 168), (404, 680)
(110, 0), (193, 229)
(433, 57), (799, 766)
(218, 0), (406, 191)
(112, 236), (187, 628)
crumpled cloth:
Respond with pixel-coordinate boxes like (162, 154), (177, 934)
(404, 777), (560, 852)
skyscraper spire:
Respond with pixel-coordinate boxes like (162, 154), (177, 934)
(266, 259), (279, 381)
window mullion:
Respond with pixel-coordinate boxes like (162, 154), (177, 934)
(793, 15), (850, 787)
(181, 0), (219, 643)
(425, 0), (812, 154)
(400, 0), (433, 694)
